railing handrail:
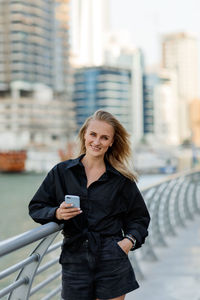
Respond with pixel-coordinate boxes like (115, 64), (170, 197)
(141, 166), (200, 192)
(0, 222), (64, 257)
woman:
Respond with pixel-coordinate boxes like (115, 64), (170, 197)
(29, 110), (150, 300)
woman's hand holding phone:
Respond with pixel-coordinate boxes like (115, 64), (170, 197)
(56, 201), (82, 220)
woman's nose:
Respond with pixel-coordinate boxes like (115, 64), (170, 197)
(93, 137), (100, 145)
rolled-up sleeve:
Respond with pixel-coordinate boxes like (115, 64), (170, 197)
(122, 179), (150, 250)
(28, 166), (61, 225)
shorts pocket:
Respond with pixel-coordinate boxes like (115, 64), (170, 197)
(112, 237), (128, 258)
(59, 243), (88, 264)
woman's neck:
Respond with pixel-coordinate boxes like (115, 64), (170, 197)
(82, 154), (105, 170)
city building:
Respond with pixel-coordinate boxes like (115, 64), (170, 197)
(104, 31), (144, 145)
(70, 0), (109, 66)
(0, 0), (76, 152)
(143, 73), (159, 138)
(190, 99), (200, 147)
(154, 69), (180, 145)
(73, 66), (131, 132)
(162, 32), (199, 142)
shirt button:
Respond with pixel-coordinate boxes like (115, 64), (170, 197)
(83, 239), (88, 247)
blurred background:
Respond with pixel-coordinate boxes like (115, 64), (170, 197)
(0, 0), (200, 233)
(0, 1), (200, 299)
(0, 0), (200, 176)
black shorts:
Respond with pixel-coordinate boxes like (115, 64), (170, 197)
(60, 236), (139, 300)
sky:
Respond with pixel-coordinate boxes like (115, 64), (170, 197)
(110, 0), (200, 66)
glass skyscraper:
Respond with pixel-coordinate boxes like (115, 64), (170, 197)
(73, 66), (131, 131)
(143, 73), (159, 134)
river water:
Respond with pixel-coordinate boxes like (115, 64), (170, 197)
(0, 172), (46, 240)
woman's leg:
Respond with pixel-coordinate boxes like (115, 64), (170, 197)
(96, 294), (125, 300)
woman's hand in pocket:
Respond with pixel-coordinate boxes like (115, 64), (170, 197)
(117, 238), (133, 255)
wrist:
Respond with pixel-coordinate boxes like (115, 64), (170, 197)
(123, 238), (133, 250)
(119, 239), (133, 253)
(55, 208), (62, 220)
(124, 234), (137, 250)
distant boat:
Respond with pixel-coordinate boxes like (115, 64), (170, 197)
(0, 150), (27, 172)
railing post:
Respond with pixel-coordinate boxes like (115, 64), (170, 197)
(182, 177), (194, 221)
(149, 183), (168, 247)
(190, 173), (200, 214)
(172, 177), (186, 228)
(140, 188), (158, 261)
(161, 179), (178, 236)
(8, 231), (60, 300)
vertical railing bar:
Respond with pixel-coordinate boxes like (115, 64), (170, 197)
(159, 178), (178, 237)
(46, 241), (62, 254)
(172, 177), (186, 228)
(149, 182), (169, 247)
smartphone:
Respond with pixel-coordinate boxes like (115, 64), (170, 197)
(65, 195), (80, 208)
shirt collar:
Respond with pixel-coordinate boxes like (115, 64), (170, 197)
(65, 154), (122, 177)
(64, 154), (85, 169)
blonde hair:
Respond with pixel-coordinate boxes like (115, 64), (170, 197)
(78, 110), (137, 181)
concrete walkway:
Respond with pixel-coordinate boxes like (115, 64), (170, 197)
(126, 216), (200, 300)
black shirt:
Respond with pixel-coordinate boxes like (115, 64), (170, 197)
(29, 155), (150, 253)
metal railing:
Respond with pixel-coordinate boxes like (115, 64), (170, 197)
(0, 168), (200, 299)
(0, 222), (64, 299)
(132, 168), (200, 279)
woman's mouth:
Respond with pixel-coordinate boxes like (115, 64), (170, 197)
(90, 145), (101, 151)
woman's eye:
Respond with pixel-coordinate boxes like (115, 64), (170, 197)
(102, 136), (108, 140)
(90, 132), (96, 136)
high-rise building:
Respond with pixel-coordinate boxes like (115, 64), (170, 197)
(154, 70), (180, 145)
(162, 32), (199, 142)
(143, 73), (159, 136)
(104, 32), (144, 145)
(1, 1), (52, 90)
(70, 0), (109, 66)
(0, 0), (76, 151)
(73, 66), (131, 132)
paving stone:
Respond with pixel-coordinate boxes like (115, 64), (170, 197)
(126, 216), (200, 300)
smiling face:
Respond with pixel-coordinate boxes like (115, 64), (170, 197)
(84, 120), (114, 159)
